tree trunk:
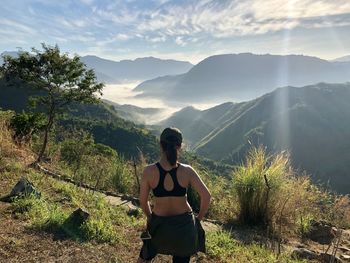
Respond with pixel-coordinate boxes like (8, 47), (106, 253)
(37, 106), (55, 163)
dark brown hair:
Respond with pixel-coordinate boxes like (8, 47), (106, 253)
(160, 127), (182, 166)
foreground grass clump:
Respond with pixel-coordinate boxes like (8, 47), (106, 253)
(206, 230), (305, 263)
(232, 147), (320, 228)
(231, 146), (350, 238)
(233, 147), (291, 224)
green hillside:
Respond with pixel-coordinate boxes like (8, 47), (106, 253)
(161, 83), (350, 194)
(0, 79), (159, 160)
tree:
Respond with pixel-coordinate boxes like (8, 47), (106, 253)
(1, 44), (104, 163)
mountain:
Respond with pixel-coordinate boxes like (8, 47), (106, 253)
(0, 52), (193, 83)
(80, 55), (193, 83)
(135, 53), (350, 103)
(159, 103), (235, 145)
(160, 83), (350, 194)
(103, 99), (166, 124)
(333, 55), (350, 62)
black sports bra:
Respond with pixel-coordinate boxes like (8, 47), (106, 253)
(152, 162), (187, 197)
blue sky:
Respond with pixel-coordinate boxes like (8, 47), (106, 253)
(1, 0), (350, 63)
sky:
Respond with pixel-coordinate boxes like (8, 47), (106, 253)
(1, 0), (350, 64)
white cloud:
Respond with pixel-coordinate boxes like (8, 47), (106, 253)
(125, 0), (350, 39)
(0, 18), (36, 34)
(115, 33), (130, 41)
(175, 36), (186, 46)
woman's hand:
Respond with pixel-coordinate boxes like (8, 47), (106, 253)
(196, 215), (203, 221)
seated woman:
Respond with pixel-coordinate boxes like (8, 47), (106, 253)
(137, 127), (211, 263)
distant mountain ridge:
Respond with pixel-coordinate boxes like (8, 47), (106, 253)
(103, 99), (166, 124)
(80, 55), (193, 83)
(135, 53), (350, 103)
(160, 83), (350, 194)
(333, 55), (350, 62)
(0, 51), (193, 84)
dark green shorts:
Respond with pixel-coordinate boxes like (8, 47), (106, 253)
(139, 212), (205, 260)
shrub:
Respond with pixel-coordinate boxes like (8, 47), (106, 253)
(110, 156), (134, 194)
(80, 218), (120, 243)
(10, 111), (46, 143)
(60, 131), (94, 177)
(233, 147), (289, 225)
(60, 134), (135, 194)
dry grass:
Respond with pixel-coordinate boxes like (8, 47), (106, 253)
(232, 147), (350, 237)
(0, 111), (35, 165)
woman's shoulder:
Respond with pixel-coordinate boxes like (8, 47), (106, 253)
(178, 163), (196, 174)
(143, 163), (158, 174)
(178, 162), (191, 169)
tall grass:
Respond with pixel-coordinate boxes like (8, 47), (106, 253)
(233, 147), (289, 225)
(231, 146), (350, 237)
(59, 135), (135, 194)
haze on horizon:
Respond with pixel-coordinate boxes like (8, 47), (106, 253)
(1, 0), (350, 64)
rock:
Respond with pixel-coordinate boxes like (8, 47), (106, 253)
(63, 208), (90, 228)
(0, 178), (41, 202)
(291, 248), (319, 260)
(127, 204), (141, 217)
(307, 220), (337, 244)
(319, 253), (343, 263)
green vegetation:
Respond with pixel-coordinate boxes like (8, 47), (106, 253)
(1, 44), (104, 162)
(162, 83), (350, 194)
(7, 168), (142, 245)
(10, 111), (46, 143)
(1, 46), (350, 262)
(59, 132), (135, 194)
(233, 147), (291, 225)
(206, 231), (305, 263)
(0, 80), (159, 161)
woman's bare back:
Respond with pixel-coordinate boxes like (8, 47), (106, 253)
(147, 163), (192, 216)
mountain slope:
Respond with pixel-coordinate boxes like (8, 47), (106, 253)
(103, 99), (165, 124)
(161, 83), (350, 194)
(81, 55), (193, 83)
(135, 53), (350, 103)
(159, 103), (236, 145)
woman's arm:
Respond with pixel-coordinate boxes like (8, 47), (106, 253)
(189, 167), (211, 221)
(139, 166), (152, 221)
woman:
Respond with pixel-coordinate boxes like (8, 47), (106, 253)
(137, 127), (211, 263)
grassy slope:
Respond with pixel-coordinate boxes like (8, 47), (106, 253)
(0, 115), (305, 263)
(0, 164), (305, 263)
